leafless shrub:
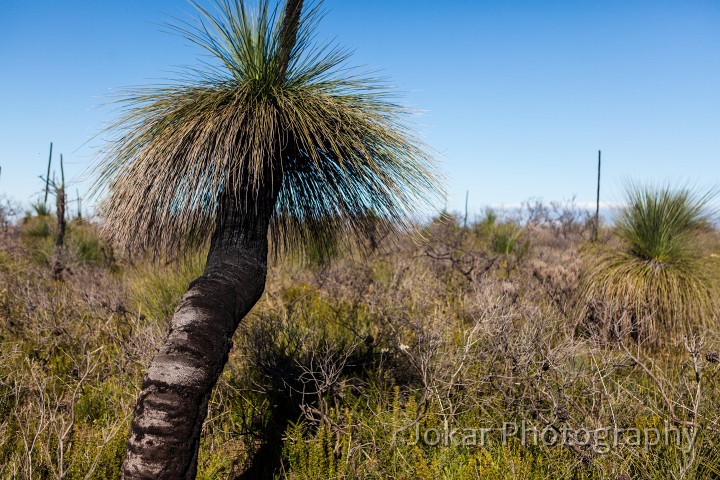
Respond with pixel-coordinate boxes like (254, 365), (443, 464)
(0, 195), (21, 231)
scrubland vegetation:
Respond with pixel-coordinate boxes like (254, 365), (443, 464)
(1, 193), (719, 479)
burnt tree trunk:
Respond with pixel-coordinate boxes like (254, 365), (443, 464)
(123, 180), (281, 479)
(52, 156), (66, 280)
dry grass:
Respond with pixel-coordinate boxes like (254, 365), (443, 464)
(1, 199), (719, 478)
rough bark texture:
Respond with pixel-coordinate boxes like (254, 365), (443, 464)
(122, 183), (279, 479)
(278, 0), (304, 79)
(51, 184), (66, 280)
(122, 3), (302, 477)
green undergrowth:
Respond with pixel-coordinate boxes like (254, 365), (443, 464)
(127, 251), (206, 322)
(0, 211), (719, 478)
(20, 215), (113, 267)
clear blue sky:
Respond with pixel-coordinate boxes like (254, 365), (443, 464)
(1, 0), (719, 217)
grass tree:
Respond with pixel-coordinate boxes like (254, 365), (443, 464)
(579, 183), (719, 345)
(93, 0), (440, 478)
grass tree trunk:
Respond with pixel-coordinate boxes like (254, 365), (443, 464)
(51, 186), (66, 279)
(52, 156), (66, 280)
(123, 178), (282, 479)
(122, 3), (303, 477)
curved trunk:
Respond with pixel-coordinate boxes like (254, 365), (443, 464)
(122, 3), (304, 477)
(122, 182), (279, 479)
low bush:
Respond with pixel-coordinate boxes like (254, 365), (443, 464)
(578, 184), (719, 344)
(0, 194), (718, 478)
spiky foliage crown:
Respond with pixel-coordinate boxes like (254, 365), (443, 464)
(93, 0), (441, 256)
(617, 184), (714, 264)
(578, 183), (719, 345)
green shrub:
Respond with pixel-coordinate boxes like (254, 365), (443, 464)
(491, 223), (524, 255)
(68, 223), (107, 266)
(65, 422), (127, 480)
(3, 207), (720, 479)
(128, 252), (206, 321)
(30, 201), (51, 217)
(22, 214), (53, 238)
(579, 183), (719, 344)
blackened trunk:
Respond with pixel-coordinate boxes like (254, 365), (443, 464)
(51, 183), (66, 280)
(123, 3), (302, 476)
(277, 0), (304, 78)
(122, 182), (280, 479)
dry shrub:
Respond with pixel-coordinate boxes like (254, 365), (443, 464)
(2, 198), (720, 478)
